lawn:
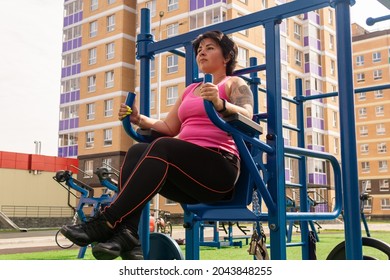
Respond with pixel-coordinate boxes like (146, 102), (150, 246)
(1, 229), (389, 260)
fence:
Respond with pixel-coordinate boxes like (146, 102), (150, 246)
(1, 205), (74, 218)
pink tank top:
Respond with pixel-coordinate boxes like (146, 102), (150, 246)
(178, 76), (239, 158)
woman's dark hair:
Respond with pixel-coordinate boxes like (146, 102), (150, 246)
(192, 30), (238, 76)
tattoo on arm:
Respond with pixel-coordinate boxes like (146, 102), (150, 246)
(230, 84), (254, 107)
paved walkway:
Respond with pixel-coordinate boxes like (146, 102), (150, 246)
(1, 222), (390, 255)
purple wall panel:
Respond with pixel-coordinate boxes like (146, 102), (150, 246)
(72, 65), (77, 75)
(307, 117), (312, 128)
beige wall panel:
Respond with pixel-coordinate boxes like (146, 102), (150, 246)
(0, 169), (76, 213)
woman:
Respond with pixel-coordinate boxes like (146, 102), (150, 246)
(60, 30), (254, 260)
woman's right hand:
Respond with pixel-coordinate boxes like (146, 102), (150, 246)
(118, 103), (140, 125)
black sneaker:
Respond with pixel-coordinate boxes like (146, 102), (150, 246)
(60, 212), (114, 247)
(92, 227), (143, 260)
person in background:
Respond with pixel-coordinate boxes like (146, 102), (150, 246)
(60, 30), (254, 260)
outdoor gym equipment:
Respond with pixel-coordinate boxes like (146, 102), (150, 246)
(128, 0), (390, 260)
(53, 169), (117, 258)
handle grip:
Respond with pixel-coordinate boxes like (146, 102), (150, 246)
(122, 92), (150, 143)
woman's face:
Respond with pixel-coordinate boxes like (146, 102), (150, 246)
(196, 38), (226, 74)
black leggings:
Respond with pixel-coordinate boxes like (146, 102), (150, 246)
(102, 137), (240, 235)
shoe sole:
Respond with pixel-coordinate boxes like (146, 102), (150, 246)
(60, 227), (90, 247)
(92, 245), (120, 260)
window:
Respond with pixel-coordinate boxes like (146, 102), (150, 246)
(358, 107), (367, 118)
(168, 0), (178, 12)
(102, 158), (113, 171)
(146, 0), (156, 17)
(376, 123), (385, 135)
(332, 111), (337, 127)
(381, 198), (390, 210)
(359, 126), (368, 136)
(150, 90), (156, 109)
(356, 55), (364, 66)
(356, 73), (365, 82)
(294, 49), (302, 66)
(107, 0), (115, 4)
(328, 9), (333, 25)
(86, 103), (95, 120)
(358, 92), (366, 100)
(377, 142), (387, 153)
(84, 160), (93, 178)
(189, 8), (226, 30)
(330, 60), (335, 76)
(373, 52), (381, 62)
(373, 69), (382, 80)
(262, 0), (268, 8)
(329, 34), (334, 50)
(85, 132), (94, 149)
(88, 48), (97, 65)
(238, 14), (248, 36)
(376, 105), (384, 116)
(360, 144), (369, 154)
(293, 23), (301, 40)
(362, 180), (371, 192)
(104, 99), (113, 117)
(105, 71), (114, 88)
(167, 23), (179, 38)
(238, 47), (248, 67)
(379, 160), (388, 171)
(89, 21), (97, 37)
(361, 161), (370, 173)
(103, 129), (112, 146)
(375, 90), (384, 98)
(150, 59), (155, 78)
(333, 138), (339, 154)
(166, 86), (178, 106)
(107, 15), (115, 32)
(167, 55), (178, 73)
(106, 42), (115, 60)
(90, 0), (98, 11)
(380, 180), (389, 192)
(87, 75), (96, 92)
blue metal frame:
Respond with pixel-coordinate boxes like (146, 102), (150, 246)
(132, 0), (365, 259)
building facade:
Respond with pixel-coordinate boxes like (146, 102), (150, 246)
(59, 0), (137, 187)
(352, 24), (390, 219)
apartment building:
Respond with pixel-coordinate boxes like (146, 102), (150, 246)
(59, 0), (137, 187)
(352, 24), (390, 219)
(58, 0), (340, 214)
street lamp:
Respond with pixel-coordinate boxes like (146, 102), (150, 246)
(156, 11), (164, 120)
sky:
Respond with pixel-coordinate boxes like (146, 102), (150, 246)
(0, 0), (389, 156)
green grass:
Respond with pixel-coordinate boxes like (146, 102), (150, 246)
(1, 230), (390, 260)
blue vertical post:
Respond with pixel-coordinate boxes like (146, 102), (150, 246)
(249, 57), (260, 114)
(331, 0), (362, 259)
(295, 78), (310, 259)
(137, 8), (153, 260)
(264, 19), (287, 260)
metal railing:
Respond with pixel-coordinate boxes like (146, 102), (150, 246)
(1, 205), (74, 218)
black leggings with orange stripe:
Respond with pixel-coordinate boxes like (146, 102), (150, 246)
(102, 137), (240, 236)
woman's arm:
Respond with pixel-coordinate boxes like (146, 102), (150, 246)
(222, 76), (254, 119)
(118, 95), (183, 137)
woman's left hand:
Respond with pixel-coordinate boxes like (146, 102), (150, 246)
(200, 82), (223, 110)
